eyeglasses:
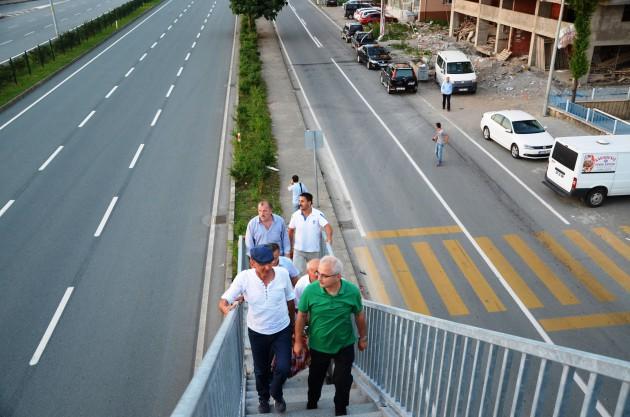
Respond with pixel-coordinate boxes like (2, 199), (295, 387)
(317, 272), (339, 279)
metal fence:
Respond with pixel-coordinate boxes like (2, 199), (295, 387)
(555, 86), (630, 102)
(549, 95), (630, 135)
(355, 301), (630, 417)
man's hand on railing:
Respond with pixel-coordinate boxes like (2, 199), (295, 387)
(218, 297), (242, 315)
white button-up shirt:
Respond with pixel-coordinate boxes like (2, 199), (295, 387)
(293, 274), (311, 307)
(221, 267), (295, 334)
(288, 208), (329, 252)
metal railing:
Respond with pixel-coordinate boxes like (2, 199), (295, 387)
(554, 86), (630, 102)
(549, 95), (630, 135)
(355, 301), (630, 417)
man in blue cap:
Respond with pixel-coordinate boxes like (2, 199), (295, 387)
(219, 245), (295, 414)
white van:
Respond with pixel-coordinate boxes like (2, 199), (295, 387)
(544, 135), (630, 207)
(435, 50), (477, 93)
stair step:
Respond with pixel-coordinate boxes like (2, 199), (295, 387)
(246, 401), (381, 416)
(246, 384), (364, 401)
(244, 388), (371, 414)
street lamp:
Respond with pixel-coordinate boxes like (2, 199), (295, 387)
(542, 0), (565, 116)
(49, 0), (60, 38)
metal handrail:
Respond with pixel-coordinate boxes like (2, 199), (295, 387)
(355, 300), (630, 417)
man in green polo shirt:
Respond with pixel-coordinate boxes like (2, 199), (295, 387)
(294, 255), (367, 416)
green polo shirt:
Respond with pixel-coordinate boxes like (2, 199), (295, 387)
(298, 279), (363, 354)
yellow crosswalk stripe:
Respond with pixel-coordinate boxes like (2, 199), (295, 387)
(443, 240), (506, 313)
(413, 242), (469, 316)
(504, 234), (580, 305)
(536, 231), (615, 302)
(564, 229), (630, 292)
(592, 227), (630, 262)
(382, 245), (430, 315)
(621, 225), (630, 235)
(366, 225), (461, 239)
(475, 237), (543, 309)
(540, 311), (630, 332)
(353, 247), (392, 305)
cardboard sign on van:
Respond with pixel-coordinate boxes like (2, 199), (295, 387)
(582, 153), (618, 173)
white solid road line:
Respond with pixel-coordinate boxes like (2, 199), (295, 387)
(177, 66), (183, 77)
(0, 0), (175, 132)
(94, 196), (118, 237)
(128, 143), (144, 169)
(124, 67), (134, 77)
(29, 287), (74, 366)
(166, 84), (174, 98)
(0, 200), (15, 218)
(78, 110), (95, 128)
(185, 52), (190, 61)
(151, 41), (158, 49)
(191, 41), (196, 48)
(287, 1), (322, 48)
(167, 24), (172, 30)
(139, 52), (147, 61)
(24, 31), (36, 37)
(196, 32), (201, 39)
(195, 14), (238, 370)
(38, 146), (64, 171)
(150, 109), (162, 127)
(160, 32), (165, 39)
(105, 85), (118, 98)
(0, 40), (13, 46)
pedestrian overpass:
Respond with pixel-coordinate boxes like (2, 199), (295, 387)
(170, 238), (630, 417)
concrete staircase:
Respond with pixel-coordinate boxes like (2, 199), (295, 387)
(244, 370), (385, 417)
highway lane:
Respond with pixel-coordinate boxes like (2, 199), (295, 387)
(1, 0), (140, 62)
(0, 0), (234, 414)
(274, 0), (630, 363)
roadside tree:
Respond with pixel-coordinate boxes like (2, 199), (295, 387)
(230, 0), (287, 29)
(567, 0), (597, 102)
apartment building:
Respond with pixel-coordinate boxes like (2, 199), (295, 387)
(448, 0), (630, 79)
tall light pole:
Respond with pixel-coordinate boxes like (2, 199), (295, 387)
(378, 0), (385, 40)
(49, 0), (60, 37)
(542, 0), (565, 116)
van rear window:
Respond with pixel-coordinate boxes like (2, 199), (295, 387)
(551, 142), (578, 170)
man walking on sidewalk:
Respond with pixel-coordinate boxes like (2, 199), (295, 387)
(288, 192), (332, 274)
(432, 122), (449, 166)
(245, 200), (290, 256)
(288, 175), (308, 212)
(218, 245), (295, 414)
(294, 256), (367, 416)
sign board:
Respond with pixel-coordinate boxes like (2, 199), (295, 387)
(304, 130), (323, 149)
(581, 153), (618, 173)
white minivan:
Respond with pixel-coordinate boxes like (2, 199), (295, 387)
(544, 135), (630, 207)
(435, 50), (477, 93)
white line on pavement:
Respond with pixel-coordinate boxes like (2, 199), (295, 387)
(77, 110), (95, 128)
(29, 287), (74, 366)
(0, 200), (15, 218)
(178, 12), (182, 17)
(287, 1), (322, 48)
(45, 23), (53, 28)
(177, 66), (183, 77)
(151, 41), (157, 48)
(203, 18), (207, 23)
(196, 32), (200, 39)
(167, 24), (172, 30)
(0, 0), (175, 132)
(191, 41), (196, 48)
(195, 14), (238, 369)
(307, 0), (340, 29)
(0, 40), (13, 46)
(174, 18), (178, 23)
(124, 67), (134, 77)
(74, 12), (81, 16)
(105, 85), (118, 98)
(24, 31), (36, 37)
(129, 143), (144, 169)
(94, 196), (118, 237)
(150, 109), (162, 127)
(200, 24), (204, 30)
(185, 52), (190, 61)
(166, 84), (174, 98)
(38, 146), (63, 171)
(139, 52), (147, 61)
(160, 32), (165, 39)
(312, 36), (322, 48)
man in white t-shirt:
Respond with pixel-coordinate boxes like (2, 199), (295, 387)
(288, 192), (333, 275)
(294, 258), (320, 307)
(287, 175), (308, 212)
(268, 243), (300, 285)
(219, 245), (295, 414)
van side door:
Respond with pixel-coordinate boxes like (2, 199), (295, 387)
(611, 153), (630, 195)
(435, 55), (444, 84)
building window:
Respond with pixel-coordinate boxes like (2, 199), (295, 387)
(443, 0), (452, 4)
(623, 5), (630, 21)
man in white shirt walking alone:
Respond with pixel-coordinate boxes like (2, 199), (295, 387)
(287, 175), (308, 212)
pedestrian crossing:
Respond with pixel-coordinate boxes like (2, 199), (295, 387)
(354, 225), (630, 332)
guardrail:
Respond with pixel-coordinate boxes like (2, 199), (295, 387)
(549, 95), (630, 135)
(355, 301), (630, 417)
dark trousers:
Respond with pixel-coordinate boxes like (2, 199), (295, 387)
(248, 325), (292, 402)
(308, 344), (355, 411)
(442, 93), (451, 110)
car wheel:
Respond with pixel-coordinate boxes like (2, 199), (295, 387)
(483, 126), (491, 140)
(366, 60), (371, 69)
(357, 54), (361, 63)
(387, 85), (393, 94)
(511, 144), (520, 159)
(585, 187), (607, 207)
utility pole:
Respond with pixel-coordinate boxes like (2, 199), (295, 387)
(542, 0), (565, 116)
(378, 0), (385, 40)
(49, 0), (60, 37)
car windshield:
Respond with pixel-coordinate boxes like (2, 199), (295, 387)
(446, 61), (474, 74)
(368, 47), (387, 56)
(512, 119), (545, 134)
(395, 68), (414, 77)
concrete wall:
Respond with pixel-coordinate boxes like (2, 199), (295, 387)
(591, 4), (630, 46)
(580, 100), (630, 120)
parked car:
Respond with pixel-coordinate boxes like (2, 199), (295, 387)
(357, 45), (391, 69)
(341, 21), (364, 42)
(479, 110), (554, 159)
(326, 0), (337, 5)
(435, 50), (477, 93)
(380, 63), (418, 94)
(343, 0), (373, 18)
(353, 6), (379, 20)
(357, 11), (397, 24)
(351, 31), (376, 49)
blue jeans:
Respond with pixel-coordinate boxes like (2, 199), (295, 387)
(435, 143), (445, 164)
(248, 325), (292, 402)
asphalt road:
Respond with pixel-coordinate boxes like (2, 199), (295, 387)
(0, 0), (138, 62)
(273, 0), (630, 363)
(0, 0), (235, 414)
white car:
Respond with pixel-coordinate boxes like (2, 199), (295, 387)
(479, 110), (554, 159)
(354, 8), (380, 20)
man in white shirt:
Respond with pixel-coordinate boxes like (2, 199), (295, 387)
(268, 243), (300, 285)
(287, 175), (308, 211)
(294, 258), (320, 307)
(288, 192), (333, 275)
(219, 245), (295, 414)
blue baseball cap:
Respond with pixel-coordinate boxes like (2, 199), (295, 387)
(250, 245), (274, 265)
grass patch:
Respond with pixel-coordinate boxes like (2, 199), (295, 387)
(0, 0), (161, 107)
(231, 19), (281, 267)
(366, 22), (412, 41)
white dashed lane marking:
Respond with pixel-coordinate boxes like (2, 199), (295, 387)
(105, 85), (118, 98)
(125, 67), (134, 77)
(78, 110), (95, 128)
(0, 200), (15, 218)
(150, 109), (162, 127)
(38, 146), (63, 171)
(94, 196), (118, 237)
